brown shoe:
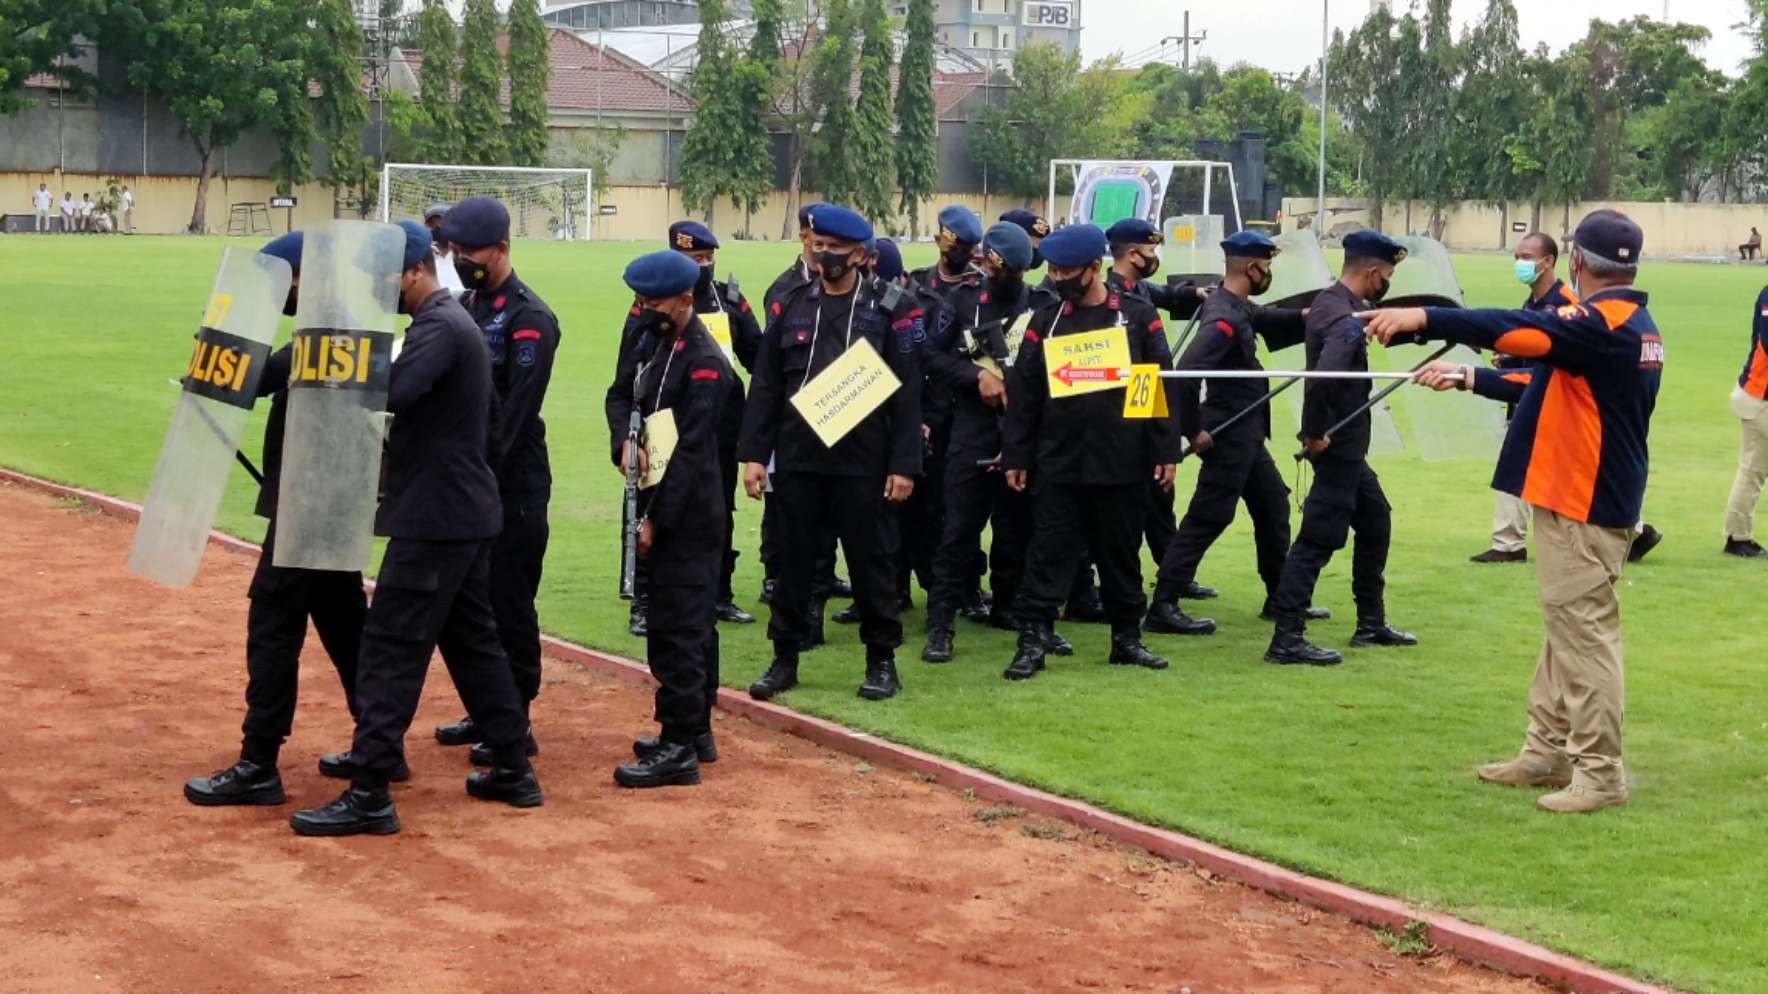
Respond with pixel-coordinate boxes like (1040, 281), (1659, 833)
(1536, 784), (1628, 814)
(1476, 757), (1572, 788)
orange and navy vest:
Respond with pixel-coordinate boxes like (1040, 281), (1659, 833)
(1740, 286), (1768, 400)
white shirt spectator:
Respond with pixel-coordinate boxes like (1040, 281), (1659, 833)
(60, 197), (76, 218)
(79, 198), (93, 217)
(122, 189), (134, 211)
(33, 188), (52, 211)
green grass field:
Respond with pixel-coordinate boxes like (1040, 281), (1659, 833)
(2, 233), (1764, 993)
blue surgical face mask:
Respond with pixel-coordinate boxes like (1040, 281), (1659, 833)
(1513, 258), (1541, 286)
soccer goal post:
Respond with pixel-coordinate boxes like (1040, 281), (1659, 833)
(380, 163), (595, 240)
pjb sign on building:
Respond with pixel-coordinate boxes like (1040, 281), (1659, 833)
(1022, 1), (1074, 27)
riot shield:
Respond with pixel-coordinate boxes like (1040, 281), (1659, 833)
(272, 221), (404, 571)
(1380, 236), (1464, 308)
(1161, 214), (1226, 286)
(1252, 231), (1335, 309)
(128, 247), (292, 587)
(1391, 344), (1505, 463)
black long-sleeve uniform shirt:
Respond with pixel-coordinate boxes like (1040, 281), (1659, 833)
(1002, 289), (1179, 484)
(1300, 281), (1375, 463)
(254, 345), (293, 519)
(1173, 289), (1307, 441)
(1106, 269), (1206, 322)
(376, 289), (502, 541)
(464, 270), (560, 513)
(735, 277), (925, 478)
(922, 277), (1048, 460)
(635, 319), (732, 542)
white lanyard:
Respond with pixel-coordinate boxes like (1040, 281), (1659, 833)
(800, 288), (861, 390)
(634, 334), (678, 411)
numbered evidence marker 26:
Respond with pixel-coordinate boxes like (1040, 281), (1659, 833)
(1120, 364), (1169, 419)
(788, 337), (902, 448)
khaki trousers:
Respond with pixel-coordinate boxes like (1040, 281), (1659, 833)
(1520, 507), (1631, 791)
(1491, 492), (1530, 552)
(1725, 386), (1768, 542)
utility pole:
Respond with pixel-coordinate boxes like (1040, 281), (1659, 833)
(1161, 11), (1206, 70)
(1317, 0), (1327, 239)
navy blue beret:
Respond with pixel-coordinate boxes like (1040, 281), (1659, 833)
(982, 222), (1033, 271)
(798, 200), (830, 228)
(395, 220), (432, 269)
(439, 195), (510, 249)
(623, 250), (700, 298)
(260, 231), (303, 275)
(1221, 229), (1279, 260)
(873, 238), (903, 283)
(809, 204), (872, 244)
(1343, 229), (1408, 265)
(1105, 218), (1162, 246)
(1573, 209), (1643, 265)
(937, 204), (982, 245)
(668, 219), (718, 251)
(1040, 223), (1108, 268)
(999, 208), (1051, 239)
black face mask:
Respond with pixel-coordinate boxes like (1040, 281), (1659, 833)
(1249, 265), (1273, 297)
(695, 264), (715, 296)
(282, 287), (298, 317)
(991, 270), (1025, 297)
(455, 255), (490, 291)
(942, 247), (973, 273)
(1050, 271), (1091, 302)
(431, 228), (447, 248)
(1367, 275), (1391, 304)
(1135, 252), (1161, 280)
(636, 307), (677, 339)
(817, 250), (854, 283)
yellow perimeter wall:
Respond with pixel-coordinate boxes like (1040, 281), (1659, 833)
(2, 171), (1041, 243)
(1281, 196), (1768, 259)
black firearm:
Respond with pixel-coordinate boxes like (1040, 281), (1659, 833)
(1292, 341), (1458, 462)
(619, 410), (642, 600)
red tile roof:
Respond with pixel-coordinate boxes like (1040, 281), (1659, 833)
(405, 29), (692, 116)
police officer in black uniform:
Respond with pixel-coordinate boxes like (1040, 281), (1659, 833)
(430, 197), (560, 761)
(919, 223), (1076, 663)
(765, 200), (829, 314)
(1001, 223), (1176, 680)
(1265, 230), (1418, 666)
(184, 232), (374, 807)
(613, 250), (734, 788)
(738, 205), (925, 701)
(1149, 230), (1324, 635)
(292, 221), (540, 836)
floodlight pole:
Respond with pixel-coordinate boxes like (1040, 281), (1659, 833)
(1317, 0), (1328, 240)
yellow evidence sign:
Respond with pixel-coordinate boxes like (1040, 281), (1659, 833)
(789, 337), (902, 448)
(640, 408), (678, 489)
(1120, 364), (1169, 418)
(1045, 326), (1131, 398)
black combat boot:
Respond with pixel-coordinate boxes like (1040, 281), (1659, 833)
(858, 655), (902, 700)
(801, 597), (827, 650)
(1258, 600), (1331, 622)
(634, 731), (718, 764)
(614, 741), (701, 788)
(831, 604), (861, 624)
(317, 750), (410, 783)
(434, 716), (481, 745)
(289, 785), (399, 836)
(1349, 620), (1418, 647)
(1178, 579), (1218, 600)
(1265, 616), (1342, 666)
(987, 606), (1020, 631)
(1044, 627), (1074, 656)
(921, 626), (955, 663)
(959, 588), (992, 624)
(1107, 629), (1169, 670)
(749, 652), (800, 700)
(715, 600), (756, 624)
(465, 766), (544, 807)
(1144, 599), (1216, 635)
(469, 727), (540, 766)
(184, 759), (285, 807)
(1004, 624), (1049, 681)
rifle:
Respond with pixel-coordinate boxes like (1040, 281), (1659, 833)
(1176, 374), (1302, 463)
(619, 409), (642, 600)
(1292, 342), (1458, 462)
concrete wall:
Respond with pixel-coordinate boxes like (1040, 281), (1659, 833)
(589, 185), (1042, 242)
(1281, 196), (1768, 260)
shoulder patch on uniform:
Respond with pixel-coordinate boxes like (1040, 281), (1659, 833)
(770, 301), (783, 316)
(1148, 317), (1164, 334)
(1555, 304), (1587, 321)
(1214, 320), (1234, 338)
(512, 328), (542, 341)
(493, 295), (507, 310)
(629, 305), (640, 316)
(515, 341), (537, 367)
(1106, 292), (1121, 310)
(1024, 328), (1040, 344)
(739, 299), (752, 313)
(691, 368), (720, 381)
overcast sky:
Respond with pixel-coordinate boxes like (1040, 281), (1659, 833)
(1077, 0), (1759, 75)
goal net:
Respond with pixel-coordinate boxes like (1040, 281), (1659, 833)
(380, 163), (594, 240)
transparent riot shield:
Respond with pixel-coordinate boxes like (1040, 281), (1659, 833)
(1391, 345), (1506, 463)
(127, 247), (292, 587)
(272, 221), (404, 571)
(1161, 214), (1225, 285)
(1381, 236), (1464, 308)
(1252, 231), (1336, 309)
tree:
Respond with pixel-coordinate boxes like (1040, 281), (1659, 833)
(849, 0), (896, 223)
(1454, 0), (1526, 244)
(724, 34), (776, 233)
(1330, 8), (1409, 230)
(680, 0), (739, 220)
(1574, 17), (1710, 199)
(414, 0), (461, 162)
(1513, 43), (1592, 229)
(967, 43), (1086, 199)
(809, 0), (860, 206)
(457, 0), (509, 165)
(506, 0), (550, 167)
(310, 0), (370, 196)
(760, 0), (820, 236)
(109, 0), (311, 233)
(894, 0), (938, 236)
(0, 0), (108, 113)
